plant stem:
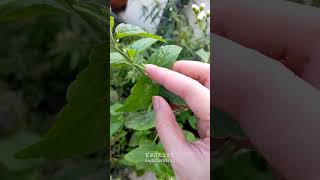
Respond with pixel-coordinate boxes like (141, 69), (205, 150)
(199, 21), (210, 50)
(202, 30), (210, 50)
(133, 63), (145, 75)
(133, 63), (145, 71)
(110, 30), (115, 46)
(152, 134), (158, 144)
(112, 46), (146, 76)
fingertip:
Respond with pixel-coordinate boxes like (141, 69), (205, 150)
(172, 61), (182, 68)
(144, 64), (158, 75)
(152, 96), (162, 112)
(144, 64), (162, 81)
(172, 60), (187, 71)
(153, 96), (171, 113)
(144, 64), (168, 85)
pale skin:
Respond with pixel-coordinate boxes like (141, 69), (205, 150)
(145, 61), (210, 180)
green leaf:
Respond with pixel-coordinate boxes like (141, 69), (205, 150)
(0, 131), (42, 171)
(115, 23), (165, 42)
(187, 115), (197, 130)
(111, 116), (124, 137)
(110, 103), (123, 116)
(124, 144), (174, 178)
(183, 130), (197, 143)
(110, 52), (126, 64)
(176, 110), (197, 129)
(15, 44), (107, 160)
(196, 48), (210, 63)
(129, 131), (152, 147)
(128, 38), (158, 52)
(117, 77), (159, 112)
(125, 112), (156, 130)
(176, 110), (188, 124)
(159, 86), (185, 105)
(149, 45), (182, 68)
(110, 16), (114, 32)
(153, 162), (175, 178)
(127, 49), (137, 59)
(124, 144), (158, 163)
(110, 104), (124, 136)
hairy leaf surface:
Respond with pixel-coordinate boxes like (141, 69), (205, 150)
(196, 48), (210, 63)
(115, 23), (165, 42)
(149, 45), (182, 68)
(117, 77), (159, 112)
(128, 38), (158, 52)
(125, 112), (155, 130)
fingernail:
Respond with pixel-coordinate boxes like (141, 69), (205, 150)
(152, 96), (161, 111)
(144, 64), (157, 74)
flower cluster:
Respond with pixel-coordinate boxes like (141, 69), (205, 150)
(192, 2), (210, 21)
(191, 2), (210, 50)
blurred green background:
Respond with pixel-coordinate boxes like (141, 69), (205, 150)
(0, 1), (106, 179)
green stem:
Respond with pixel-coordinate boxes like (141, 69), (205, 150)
(152, 134), (158, 144)
(133, 63), (145, 71)
(112, 46), (146, 76)
(203, 31), (210, 50)
(110, 31), (115, 46)
(199, 22), (210, 50)
(133, 63), (145, 75)
(148, 103), (153, 111)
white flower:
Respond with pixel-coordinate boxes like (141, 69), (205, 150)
(206, 10), (210, 17)
(197, 11), (206, 21)
(192, 4), (200, 12)
(200, 3), (205, 10)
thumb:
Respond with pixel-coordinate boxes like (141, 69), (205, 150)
(152, 96), (187, 155)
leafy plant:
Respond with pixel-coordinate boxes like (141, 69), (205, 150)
(110, 17), (177, 179)
(0, 0), (209, 179)
(110, 9), (210, 177)
(154, 0), (210, 62)
(191, 2), (210, 60)
(109, 1), (213, 178)
(16, 44), (107, 159)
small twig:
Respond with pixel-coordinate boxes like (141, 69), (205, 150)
(152, 134), (158, 144)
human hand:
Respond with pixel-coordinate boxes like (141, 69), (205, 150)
(212, 0), (320, 179)
(144, 61), (210, 180)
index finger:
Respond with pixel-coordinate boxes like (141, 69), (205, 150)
(173, 61), (210, 89)
(212, 0), (320, 72)
(145, 64), (210, 122)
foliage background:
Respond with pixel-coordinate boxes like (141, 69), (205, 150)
(110, 0), (210, 179)
(0, 0), (107, 179)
